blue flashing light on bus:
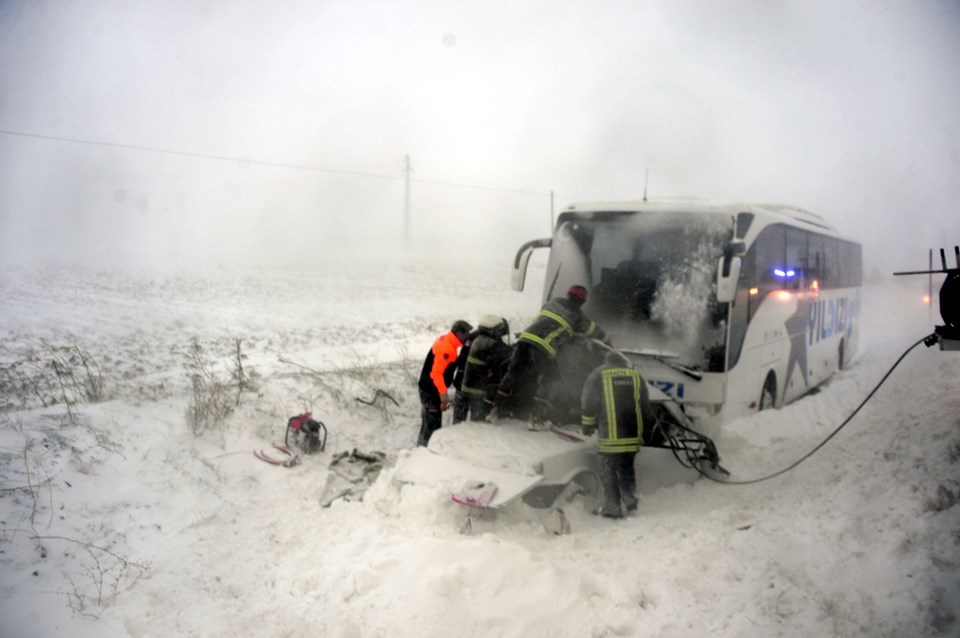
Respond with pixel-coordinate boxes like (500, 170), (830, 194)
(773, 267), (797, 278)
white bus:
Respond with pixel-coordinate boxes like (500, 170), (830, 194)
(512, 199), (862, 427)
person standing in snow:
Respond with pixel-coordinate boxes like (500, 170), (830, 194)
(580, 350), (657, 519)
(458, 314), (512, 422)
(496, 284), (608, 423)
(417, 320), (473, 446)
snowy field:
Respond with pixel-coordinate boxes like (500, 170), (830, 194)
(0, 258), (957, 638)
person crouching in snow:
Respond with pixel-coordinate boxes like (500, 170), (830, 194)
(580, 350), (657, 518)
(417, 320), (473, 447)
(451, 324), (480, 424)
(458, 314), (512, 422)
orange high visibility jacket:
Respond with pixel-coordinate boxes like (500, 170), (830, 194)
(418, 330), (464, 399)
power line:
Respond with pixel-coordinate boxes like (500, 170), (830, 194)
(0, 127), (549, 197)
(409, 176), (547, 197)
(0, 128), (397, 180)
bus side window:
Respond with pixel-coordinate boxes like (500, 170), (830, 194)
(750, 224), (785, 320)
(755, 224), (785, 284)
(807, 233), (824, 290)
(839, 241), (863, 287)
(785, 227), (807, 291)
(823, 237), (839, 288)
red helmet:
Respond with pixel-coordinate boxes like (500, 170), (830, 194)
(567, 285), (587, 305)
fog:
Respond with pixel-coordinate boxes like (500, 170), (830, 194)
(1, 1), (958, 271)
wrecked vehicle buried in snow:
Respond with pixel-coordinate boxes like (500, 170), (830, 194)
(394, 336), (727, 509)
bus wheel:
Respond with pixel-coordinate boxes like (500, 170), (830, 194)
(838, 339), (846, 371)
(759, 373), (776, 411)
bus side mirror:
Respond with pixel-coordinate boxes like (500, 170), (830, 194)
(512, 238), (551, 292)
(716, 255), (742, 303)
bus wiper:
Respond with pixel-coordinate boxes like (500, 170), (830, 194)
(620, 348), (704, 381)
(655, 358), (703, 381)
(546, 265), (561, 300)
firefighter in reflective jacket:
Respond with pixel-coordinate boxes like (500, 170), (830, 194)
(417, 320), (473, 446)
(580, 350), (657, 518)
(498, 284), (608, 421)
(459, 314), (512, 422)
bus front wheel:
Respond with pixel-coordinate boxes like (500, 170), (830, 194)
(759, 373), (777, 411)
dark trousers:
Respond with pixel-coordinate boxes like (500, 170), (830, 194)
(599, 452), (639, 516)
(499, 342), (553, 419)
(453, 391), (494, 423)
(467, 394), (494, 422)
(452, 390), (469, 424)
(418, 389), (442, 447)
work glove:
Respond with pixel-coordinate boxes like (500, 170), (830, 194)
(439, 393), (450, 411)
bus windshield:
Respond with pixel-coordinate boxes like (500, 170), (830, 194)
(552, 211), (733, 371)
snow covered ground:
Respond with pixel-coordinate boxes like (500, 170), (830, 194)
(0, 259), (957, 637)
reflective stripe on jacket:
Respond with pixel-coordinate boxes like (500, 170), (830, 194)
(580, 365), (654, 454)
(518, 297), (606, 358)
(460, 329), (512, 398)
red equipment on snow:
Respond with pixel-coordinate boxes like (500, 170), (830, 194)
(254, 413), (328, 467)
(285, 412), (327, 454)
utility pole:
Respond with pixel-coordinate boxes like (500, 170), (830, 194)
(402, 155), (413, 247)
(929, 248), (934, 325)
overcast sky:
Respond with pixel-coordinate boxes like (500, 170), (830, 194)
(0, 0), (958, 270)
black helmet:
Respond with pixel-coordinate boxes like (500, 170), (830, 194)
(451, 320), (473, 336)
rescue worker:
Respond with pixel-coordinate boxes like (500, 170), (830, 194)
(451, 324), (481, 424)
(417, 320), (472, 446)
(459, 315), (512, 422)
(497, 284), (608, 423)
(580, 350), (657, 519)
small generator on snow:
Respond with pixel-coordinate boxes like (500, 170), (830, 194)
(284, 412), (327, 454)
